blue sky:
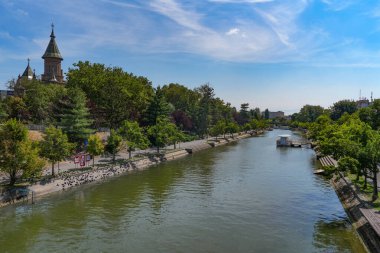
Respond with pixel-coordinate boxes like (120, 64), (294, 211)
(1, 0), (380, 114)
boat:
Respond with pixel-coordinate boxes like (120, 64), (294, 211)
(276, 134), (292, 147)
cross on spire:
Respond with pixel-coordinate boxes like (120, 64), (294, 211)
(27, 58), (30, 65)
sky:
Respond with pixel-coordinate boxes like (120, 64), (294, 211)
(1, 0), (380, 114)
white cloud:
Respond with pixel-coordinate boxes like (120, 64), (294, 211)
(226, 28), (240, 36)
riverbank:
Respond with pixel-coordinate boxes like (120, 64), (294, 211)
(0, 131), (258, 208)
(331, 173), (380, 253)
(316, 152), (380, 253)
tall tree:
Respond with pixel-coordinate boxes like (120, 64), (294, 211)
(60, 87), (93, 145)
(238, 103), (250, 125)
(118, 120), (149, 159)
(144, 86), (172, 126)
(0, 119), (45, 185)
(195, 83), (215, 137)
(40, 126), (73, 176)
(264, 109), (269, 119)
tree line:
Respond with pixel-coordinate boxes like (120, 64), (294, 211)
(291, 99), (380, 201)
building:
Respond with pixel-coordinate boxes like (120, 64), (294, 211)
(16, 24), (64, 85)
(356, 98), (370, 109)
(0, 24), (64, 99)
(269, 111), (285, 119)
(41, 24), (64, 83)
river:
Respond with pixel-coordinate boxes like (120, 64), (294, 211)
(0, 129), (367, 253)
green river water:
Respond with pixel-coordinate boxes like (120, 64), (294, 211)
(0, 130), (367, 252)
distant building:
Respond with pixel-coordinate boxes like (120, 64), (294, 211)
(268, 111), (285, 119)
(356, 98), (370, 109)
(0, 90), (14, 100)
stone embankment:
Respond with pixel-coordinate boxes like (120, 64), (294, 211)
(331, 174), (380, 253)
(0, 131), (260, 207)
(317, 154), (380, 253)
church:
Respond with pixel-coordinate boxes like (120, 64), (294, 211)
(17, 24), (64, 84)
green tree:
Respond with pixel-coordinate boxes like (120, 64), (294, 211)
(238, 103), (250, 125)
(195, 83), (215, 137)
(87, 134), (105, 166)
(297, 105), (325, 123)
(0, 119), (45, 185)
(40, 126), (73, 176)
(67, 61), (154, 128)
(264, 109), (269, 119)
(209, 120), (226, 140)
(362, 131), (380, 200)
(118, 120), (149, 159)
(5, 96), (29, 122)
(105, 130), (123, 163)
(148, 116), (178, 153)
(330, 100), (357, 121)
(144, 86), (172, 126)
(226, 122), (240, 138)
(25, 82), (67, 124)
(60, 87), (93, 145)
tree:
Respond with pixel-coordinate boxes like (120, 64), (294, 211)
(209, 120), (226, 140)
(264, 109), (269, 119)
(148, 116), (178, 153)
(118, 120), (149, 159)
(105, 130), (123, 163)
(144, 86), (172, 126)
(296, 105), (325, 123)
(23, 82), (67, 124)
(5, 96), (29, 122)
(0, 119), (45, 185)
(60, 87), (93, 145)
(238, 103), (250, 125)
(67, 61), (154, 128)
(330, 100), (357, 120)
(87, 134), (105, 166)
(362, 131), (380, 200)
(195, 83), (215, 137)
(226, 122), (240, 138)
(40, 126), (73, 176)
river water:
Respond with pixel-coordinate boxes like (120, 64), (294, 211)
(0, 130), (367, 253)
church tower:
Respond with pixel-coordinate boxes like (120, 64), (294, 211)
(41, 24), (64, 83)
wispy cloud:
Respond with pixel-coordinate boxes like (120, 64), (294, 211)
(321, 0), (358, 11)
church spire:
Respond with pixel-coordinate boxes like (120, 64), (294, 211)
(21, 58), (34, 80)
(42, 23), (63, 60)
(41, 24), (64, 83)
